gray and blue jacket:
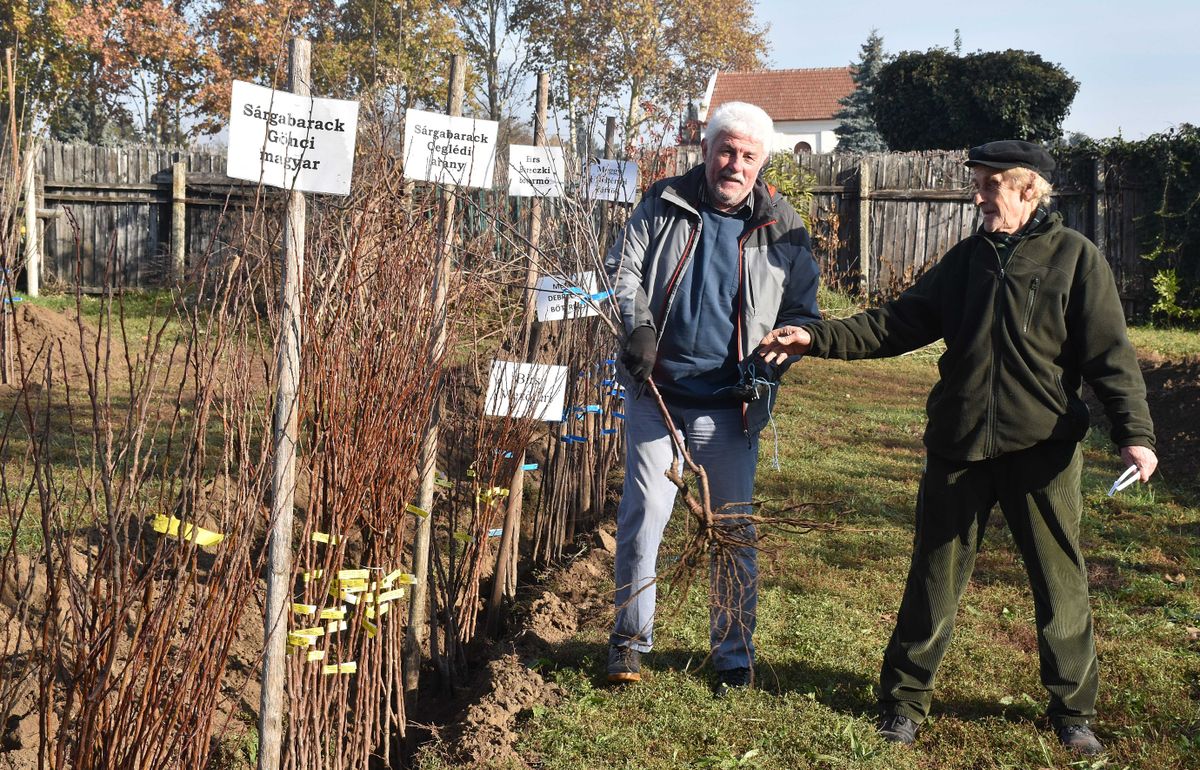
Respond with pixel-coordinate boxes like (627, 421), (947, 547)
(605, 163), (821, 435)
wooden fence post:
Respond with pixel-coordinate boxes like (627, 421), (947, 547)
(171, 161), (187, 282)
(258, 36), (309, 770)
(1092, 158), (1108, 259)
(405, 53), (465, 696)
(23, 144), (39, 298)
(597, 116), (618, 250)
(858, 157), (872, 296)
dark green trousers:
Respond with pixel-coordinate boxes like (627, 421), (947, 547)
(879, 441), (1098, 727)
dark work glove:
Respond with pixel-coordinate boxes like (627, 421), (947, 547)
(621, 326), (657, 383)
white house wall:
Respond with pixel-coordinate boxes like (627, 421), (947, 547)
(770, 120), (841, 154)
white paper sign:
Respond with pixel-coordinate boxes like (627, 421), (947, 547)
(226, 80), (359, 196)
(587, 158), (638, 203)
(403, 109), (499, 189)
(535, 272), (603, 322)
(508, 145), (565, 197)
(484, 361), (568, 422)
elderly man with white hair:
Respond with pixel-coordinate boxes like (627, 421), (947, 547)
(604, 101), (821, 696)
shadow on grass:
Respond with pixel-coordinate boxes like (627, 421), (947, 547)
(532, 638), (881, 717)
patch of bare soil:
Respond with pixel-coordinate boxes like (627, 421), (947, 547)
(423, 526), (616, 769)
(1139, 357), (1200, 489)
(3, 303), (110, 391)
(1086, 355), (1200, 491)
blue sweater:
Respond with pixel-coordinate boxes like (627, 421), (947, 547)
(654, 203), (749, 404)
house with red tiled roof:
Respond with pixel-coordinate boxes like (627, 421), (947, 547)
(699, 67), (855, 154)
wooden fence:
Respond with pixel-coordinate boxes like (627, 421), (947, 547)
(22, 142), (1159, 314)
(796, 151), (1154, 314)
(32, 142), (265, 290)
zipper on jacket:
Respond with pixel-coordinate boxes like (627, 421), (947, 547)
(983, 236), (1030, 456)
(1022, 276), (1040, 334)
(981, 239), (1008, 457)
(656, 221), (700, 333)
(735, 219), (777, 435)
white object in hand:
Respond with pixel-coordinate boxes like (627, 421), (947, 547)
(1107, 464), (1140, 497)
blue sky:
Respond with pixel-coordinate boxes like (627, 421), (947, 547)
(755, 0), (1199, 140)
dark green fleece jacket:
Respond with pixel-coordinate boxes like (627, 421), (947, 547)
(805, 212), (1155, 461)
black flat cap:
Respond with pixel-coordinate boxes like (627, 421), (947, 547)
(965, 140), (1055, 177)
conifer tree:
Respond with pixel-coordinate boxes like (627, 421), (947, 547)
(833, 30), (888, 153)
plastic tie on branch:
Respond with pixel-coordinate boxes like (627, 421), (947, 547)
(149, 514), (225, 547)
(292, 603), (317, 616)
(311, 531), (339, 544)
(477, 486), (510, 504)
(452, 531), (474, 544)
(521, 462), (539, 471)
(405, 503), (431, 518)
(323, 662), (357, 675)
(365, 601), (392, 620)
(288, 633), (317, 648)
(383, 569), (417, 586)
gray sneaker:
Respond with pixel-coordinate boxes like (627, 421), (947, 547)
(1057, 724), (1104, 756)
(606, 645), (641, 683)
(876, 713), (918, 744)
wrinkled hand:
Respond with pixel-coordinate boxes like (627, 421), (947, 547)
(758, 325), (812, 365)
(621, 326), (657, 383)
(1120, 445), (1158, 483)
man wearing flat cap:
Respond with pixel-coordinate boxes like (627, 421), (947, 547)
(758, 140), (1157, 755)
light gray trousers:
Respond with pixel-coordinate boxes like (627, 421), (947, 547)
(610, 389), (759, 671)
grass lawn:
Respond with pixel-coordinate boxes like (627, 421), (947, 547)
(491, 328), (1200, 770)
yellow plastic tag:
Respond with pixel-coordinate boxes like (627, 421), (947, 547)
(292, 603), (317, 615)
(452, 531), (473, 544)
(326, 619), (348, 633)
(150, 515), (225, 547)
(319, 607), (347, 621)
(311, 532), (339, 544)
(366, 602), (391, 619)
(306, 649), (325, 662)
(323, 662), (357, 675)
(405, 503), (430, 518)
(291, 626), (324, 638)
(337, 569), (370, 580)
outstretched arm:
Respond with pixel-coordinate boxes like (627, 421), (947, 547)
(758, 326), (812, 364)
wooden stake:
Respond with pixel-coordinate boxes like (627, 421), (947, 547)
(258, 36), (309, 770)
(405, 53), (465, 696)
(486, 73), (550, 634)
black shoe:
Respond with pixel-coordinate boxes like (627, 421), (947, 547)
(713, 667), (752, 698)
(1056, 724), (1104, 756)
(606, 645), (641, 683)
(876, 713), (918, 745)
